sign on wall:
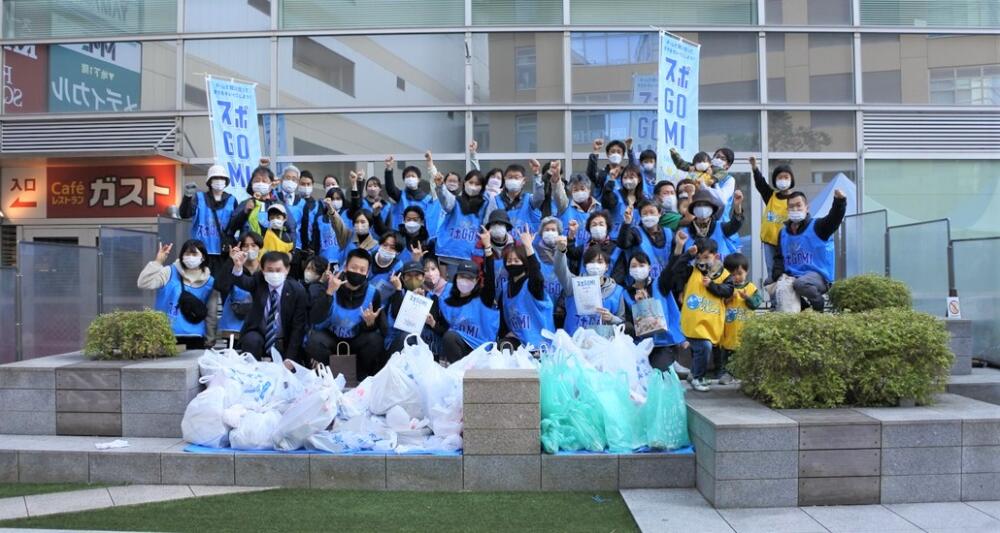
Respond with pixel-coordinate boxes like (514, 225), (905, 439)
(48, 42), (141, 113)
(656, 32), (700, 181)
(3, 45), (49, 113)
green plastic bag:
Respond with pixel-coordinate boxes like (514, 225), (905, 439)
(540, 355), (607, 453)
(641, 368), (691, 450)
(586, 371), (640, 453)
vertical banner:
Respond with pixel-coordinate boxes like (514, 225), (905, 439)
(206, 76), (261, 200)
(656, 31), (700, 182)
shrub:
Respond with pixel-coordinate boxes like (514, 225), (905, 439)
(84, 309), (179, 360)
(829, 274), (911, 312)
(729, 308), (952, 408)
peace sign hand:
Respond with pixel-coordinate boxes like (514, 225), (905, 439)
(361, 304), (382, 327)
(410, 241), (425, 261)
(390, 272), (402, 291)
(326, 268), (345, 294)
(155, 242), (173, 264)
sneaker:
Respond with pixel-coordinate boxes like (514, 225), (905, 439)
(692, 378), (710, 392)
(673, 361), (691, 378)
(718, 372), (735, 386)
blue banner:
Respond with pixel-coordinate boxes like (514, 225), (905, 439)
(206, 76), (261, 197)
(656, 32), (700, 182)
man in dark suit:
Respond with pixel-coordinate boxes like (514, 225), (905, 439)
(228, 248), (308, 364)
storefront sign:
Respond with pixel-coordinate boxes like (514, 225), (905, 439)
(3, 45), (48, 113)
(48, 42), (141, 113)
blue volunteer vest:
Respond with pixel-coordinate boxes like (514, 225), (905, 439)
(315, 215), (345, 265)
(286, 198), (307, 248)
(625, 282), (685, 347)
(563, 282), (625, 336)
(154, 265), (215, 337)
(538, 260), (564, 307)
(438, 286), (500, 348)
(326, 285), (377, 338)
(191, 192), (237, 255)
(436, 205), (485, 261)
(780, 219), (835, 283)
(607, 184), (629, 239)
(370, 259), (402, 302)
(391, 193), (437, 235)
(641, 169), (657, 198)
(384, 292), (439, 350)
(634, 226), (673, 282)
(503, 280), (555, 350)
(559, 203), (596, 244)
(218, 285), (252, 333)
(577, 245), (622, 274)
(497, 193), (540, 232)
(683, 222), (740, 259)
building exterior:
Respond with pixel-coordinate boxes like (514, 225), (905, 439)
(0, 0), (998, 279)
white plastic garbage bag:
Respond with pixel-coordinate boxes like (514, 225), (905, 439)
(367, 362), (424, 419)
(272, 386), (339, 451)
(339, 376), (374, 419)
(230, 409), (281, 450)
(181, 373), (229, 448)
(768, 274), (801, 313)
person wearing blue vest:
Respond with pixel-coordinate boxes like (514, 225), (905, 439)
(214, 231), (263, 341)
(351, 174), (385, 222)
(137, 239), (215, 349)
(369, 230), (405, 303)
(624, 250), (686, 371)
(602, 163), (647, 240)
(566, 211), (627, 284)
(438, 233), (499, 363)
(553, 239), (628, 336)
(305, 248), (387, 378)
(682, 187), (744, 260)
(618, 200), (674, 283)
(635, 148), (660, 198)
(383, 261), (449, 357)
(341, 209), (380, 262)
(422, 256), (449, 298)
(772, 189), (847, 312)
(435, 169), (489, 270)
(483, 161), (547, 235)
(311, 187), (352, 269)
(535, 216), (566, 328)
(375, 205), (435, 266)
(558, 173), (602, 245)
(295, 170), (320, 253)
(496, 226), (555, 352)
(383, 155), (439, 236)
(586, 137), (629, 200)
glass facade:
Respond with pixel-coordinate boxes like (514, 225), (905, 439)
(2, 0), (1000, 280)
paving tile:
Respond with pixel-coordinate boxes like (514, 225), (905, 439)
(106, 485), (194, 506)
(620, 488), (734, 533)
(886, 502), (1000, 530)
(717, 507), (827, 533)
(0, 497), (27, 521)
(801, 505), (922, 533)
(967, 499), (1000, 520)
(23, 488), (113, 517)
(189, 485), (275, 497)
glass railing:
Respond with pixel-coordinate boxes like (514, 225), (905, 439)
(838, 210), (887, 279)
(952, 237), (1000, 365)
(156, 216), (193, 264)
(99, 227), (158, 313)
(887, 219), (952, 317)
(0, 267), (16, 364)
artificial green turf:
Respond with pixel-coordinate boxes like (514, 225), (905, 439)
(0, 489), (639, 532)
(0, 483), (108, 499)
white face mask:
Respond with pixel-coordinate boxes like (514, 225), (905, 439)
(246, 248), (259, 261)
(775, 178), (792, 191)
(711, 157), (726, 169)
(589, 225), (607, 241)
(281, 180), (297, 193)
(694, 162), (710, 172)
(608, 153), (623, 165)
(445, 182), (460, 193)
(490, 226), (508, 241)
(504, 178), (523, 193)
(585, 262), (607, 277)
(660, 195), (677, 212)
(303, 271), (319, 284)
(456, 277), (477, 295)
(465, 183), (482, 196)
(641, 215), (659, 229)
(787, 210), (807, 222)
(630, 266), (650, 281)
(378, 248), (397, 262)
(355, 222), (369, 236)
(487, 177), (502, 192)
(210, 179), (227, 192)
(404, 176), (420, 190)
(692, 205), (714, 220)
(572, 190), (590, 204)
(252, 182), (271, 195)
(331, 199), (343, 211)
(642, 162), (655, 172)
(541, 230), (558, 246)
(623, 179), (638, 190)
(404, 220), (422, 234)
(270, 218), (285, 230)
(264, 271), (287, 288)
(366, 186), (381, 197)
(181, 254), (202, 269)
(297, 185), (313, 198)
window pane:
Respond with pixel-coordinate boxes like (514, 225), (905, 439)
(860, 0), (1000, 28)
(276, 35), (465, 108)
(571, 0), (756, 25)
(767, 33), (854, 104)
(472, 33), (564, 104)
(701, 111), (761, 152)
(281, 0), (463, 29)
(570, 110), (759, 154)
(472, 0), (562, 25)
(184, 39), (271, 110)
(768, 111), (856, 152)
(185, 0), (271, 32)
(276, 113), (465, 156)
(473, 112), (565, 153)
(682, 32), (759, 104)
(3, 0), (177, 39)
(768, 159), (857, 206)
(766, 0), (852, 25)
(4, 41), (175, 114)
(863, 160), (1000, 239)
(862, 34), (1000, 105)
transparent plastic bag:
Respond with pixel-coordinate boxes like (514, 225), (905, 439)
(641, 368), (691, 450)
(181, 373), (230, 448)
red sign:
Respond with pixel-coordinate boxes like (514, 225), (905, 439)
(47, 165), (175, 218)
(4, 45), (48, 114)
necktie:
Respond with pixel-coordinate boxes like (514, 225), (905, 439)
(264, 288), (279, 354)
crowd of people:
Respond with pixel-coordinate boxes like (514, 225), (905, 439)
(137, 138), (846, 392)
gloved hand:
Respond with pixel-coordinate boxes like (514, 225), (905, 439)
(184, 182), (198, 197)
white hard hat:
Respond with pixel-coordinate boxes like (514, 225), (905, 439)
(206, 164), (230, 184)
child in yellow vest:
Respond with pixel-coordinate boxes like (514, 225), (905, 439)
(669, 234), (734, 392)
(718, 253), (763, 385)
(750, 156), (795, 280)
(261, 203), (295, 257)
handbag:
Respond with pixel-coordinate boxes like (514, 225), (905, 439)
(176, 272), (209, 323)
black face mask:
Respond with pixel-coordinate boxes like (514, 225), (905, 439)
(506, 264), (526, 279)
(696, 261), (712, 273)
(344, 271), (367, 287)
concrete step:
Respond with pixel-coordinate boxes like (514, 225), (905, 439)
(948, 367), (1000, 405)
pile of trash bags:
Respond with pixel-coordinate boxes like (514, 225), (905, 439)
(539, 326), (690, 454)
(181, 335), (537, 453)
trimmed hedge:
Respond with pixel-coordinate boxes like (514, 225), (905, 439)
(729, 308), (952, 408)
(84, 310), (179, 360)
(828, 273), (912, 312)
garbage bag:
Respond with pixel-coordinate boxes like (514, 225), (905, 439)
(768, 274), (801, 313)
(181, 373), (229, 448)
(368, 362), (424, 419)
(272, 386), (339, 451)
(339, 376), (374, 419)
(230, 409), (281, 450)
(539, 354), (606, 453)
(641, 368), (691, 450)
(588, 371), (641, 453)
